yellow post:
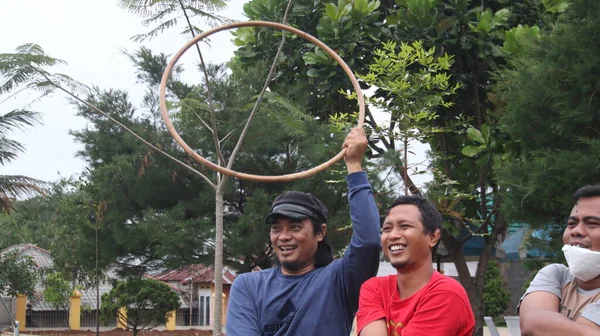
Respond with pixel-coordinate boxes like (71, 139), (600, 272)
(69, 290), (81, 330)
(117, 307), (128, 330)
(15, 295), (26, 332)
(165, 310), (176, 331)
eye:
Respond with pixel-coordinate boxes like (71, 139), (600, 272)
(381, 226), (392, 233)
(566, 221), (577, 228)
(400, 224), (411, 230)
(291, 224), (302, 231)
(271, 225), (281, 232)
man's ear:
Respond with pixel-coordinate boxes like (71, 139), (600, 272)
(317, 224), (327, 242)
(429, 228), (441, 248)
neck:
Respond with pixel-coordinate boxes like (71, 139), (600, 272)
(396, 264), (435, 300)
(281, 263), (315, 276)
(576, 276), (600, 291)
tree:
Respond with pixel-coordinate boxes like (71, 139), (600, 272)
(0, 110), (47, 213)
(233, 0), (566, 333)
(118, 0), (227, 42)
(482, 260), (510, 318)
(496, 0), (600, 223)
(43, 271), (76, 310)
(0, 43), (92, 213)
(100, 278), (180, 336)
(494, 0), (600, 276)
(0, 250), (37, 297)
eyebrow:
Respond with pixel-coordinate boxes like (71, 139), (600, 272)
(382, 220), (413, 226)
(568, 216), (600, 223)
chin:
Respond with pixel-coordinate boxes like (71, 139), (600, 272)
(391, 260), (409, 269)
(281, 261), (302, 272)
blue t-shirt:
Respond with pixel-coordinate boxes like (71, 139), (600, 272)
(226, 171), (381, 336)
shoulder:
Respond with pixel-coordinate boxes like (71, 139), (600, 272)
(426, 272), (471, 304)
(233, 268), (277, 285)
(361, 274), (396, 292)
(532, 263), (573, 285)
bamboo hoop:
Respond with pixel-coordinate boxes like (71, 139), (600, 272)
(159, 20), (365, 182)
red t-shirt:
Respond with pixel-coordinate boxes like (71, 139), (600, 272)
(356, 271), (474, 336)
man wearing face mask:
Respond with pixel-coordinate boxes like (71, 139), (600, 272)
(519, 184), (600, 335)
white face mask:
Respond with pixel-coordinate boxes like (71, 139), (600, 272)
(562, 244), (600, 282)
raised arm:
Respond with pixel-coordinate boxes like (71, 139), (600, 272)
(226, 275), (261, 336)
(340, 127), (382, 307)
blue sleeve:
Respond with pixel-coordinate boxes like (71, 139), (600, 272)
(226, 275), (261, 336)
(340, 171), (381, 310)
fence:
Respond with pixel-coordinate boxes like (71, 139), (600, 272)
(80, 310), (116, 328)
(27, 309), (68, 328)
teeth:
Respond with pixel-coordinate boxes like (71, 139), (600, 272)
(390, 245), (405, 252)
(280, 246), (296, 251)
(571, 243), (587, 249)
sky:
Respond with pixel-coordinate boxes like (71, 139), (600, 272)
(1, 0), (248, 182)
(1, 0), (431, 189)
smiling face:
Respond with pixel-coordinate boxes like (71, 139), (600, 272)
(270, 217), (326, 275)
(381, 204), (440, 271)
(563, 196), (600, 252)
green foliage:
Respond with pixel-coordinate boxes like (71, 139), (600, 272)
(483, 260), (511, 318)
(0, 250), (37, 297)
(501, 25), (541, 57)
(118, 0), (227, 42)
(43, 271), (76, 309)
(100, 278), (180, 335)
(349, 40), (460, 142)
(496, 0), (600, 226)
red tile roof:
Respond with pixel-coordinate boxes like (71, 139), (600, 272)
(147, 264), (237, 285)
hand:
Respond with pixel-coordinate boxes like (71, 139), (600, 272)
(343, 127), (368, 173)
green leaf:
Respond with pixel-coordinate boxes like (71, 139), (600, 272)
(467, 127), (486, 144)
(354, 0), (368, 13)
(325, 3), (337, 19)
(462, 145), (483, 157)
(306, 69), (320, 78)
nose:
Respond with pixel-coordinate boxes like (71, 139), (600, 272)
(388, 226), (403, 240)
(570, 222), (587, 238)
(278, 227), (293, 241)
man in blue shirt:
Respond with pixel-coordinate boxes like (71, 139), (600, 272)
(226, 127), (381, 336)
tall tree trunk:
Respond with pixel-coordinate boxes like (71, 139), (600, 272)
(213, 185), (225, 336)
(95, 227), (100, 336)
(440, 231), (483, 336)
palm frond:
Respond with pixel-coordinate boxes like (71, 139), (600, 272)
(0, 137), (26, 165)
(118, 0), (176, 18)
(0, 175), (48, 200)
(260, 91), (313, 121)
(0, 110), (42, 135)
(132, 18), (180, 42)
(183, 0), (227, 11)
(0, 44), (66, 94)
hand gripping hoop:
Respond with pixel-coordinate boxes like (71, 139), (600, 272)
(159, 20), (365, 182)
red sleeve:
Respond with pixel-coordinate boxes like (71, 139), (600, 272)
(356, 277), (387, 334)
(398, 286), (475, 336)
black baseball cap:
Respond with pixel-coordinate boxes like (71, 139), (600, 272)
(265, 191), (328, 225)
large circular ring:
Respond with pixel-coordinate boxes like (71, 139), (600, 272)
(159, 20), (365, 182)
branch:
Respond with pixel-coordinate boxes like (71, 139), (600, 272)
(226, 0), (294, 171)
(41, 74), (216, 190)
(193, 111), (213, 134)
(178, 0), (226, 168)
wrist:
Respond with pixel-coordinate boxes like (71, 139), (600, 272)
(345, 162), (363, 173)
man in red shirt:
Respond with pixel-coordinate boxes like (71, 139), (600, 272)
(356, 195), (475, 336)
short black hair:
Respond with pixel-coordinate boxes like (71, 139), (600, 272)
(387, 195), (443, 234)
(573, 184), (600, 202)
